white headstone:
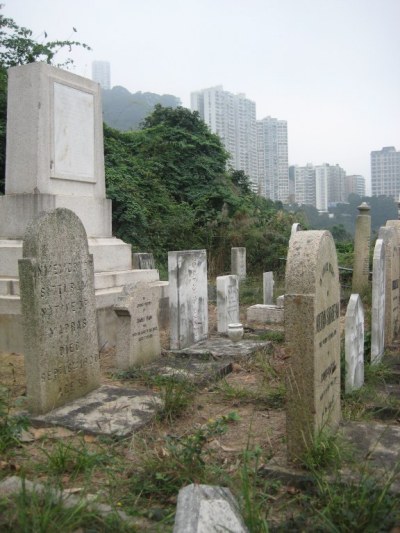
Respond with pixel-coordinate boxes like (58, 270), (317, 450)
(371, 239), (386, 364)
(378, 226), (399, 345)
(216, 275), (239, 333)
(114, 283), (161, 368)
(231, 247), (246, 281)
(290, 222), (302, 239)
(168, 250), (208, 350)
(345, 294), (364, 393)
(18, 208), (100, 414)
(263, 272), (274, 305)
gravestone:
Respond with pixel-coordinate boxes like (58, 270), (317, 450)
(114, 283), (161, 369)
(18, 208), (100, 415)
(217, 275), (239, 333)
(263, 272), (274, 305)
(132, 253), (155, 270)
(378, 226), (399, 345)
(0, 62), (159, 353)
(285, 230), (341, 461)
(371, 239), (386, 364)
(290, 222), (302, 240)
(352, 202), (371, 293)
(173, 484), (248, 533)
(168, 250), (208, 350)
(345, 294), (364, 393)
(231, 247), (246, 281)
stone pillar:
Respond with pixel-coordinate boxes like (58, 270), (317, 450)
(263, 272), (274, 305)
(352, 202), (371, 294)
(378, 226), (399, 345)
(231, 247), (246, 281)
(216, 275), (239, 333)
(345, 294), (364, 393)
(371, 239), (386, 364)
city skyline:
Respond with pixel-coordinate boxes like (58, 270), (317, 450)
(6, 0), (400, 191)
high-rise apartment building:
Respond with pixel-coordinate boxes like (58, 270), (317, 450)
(314, 163), (346, 212)
(292, 164), (316, 206)
(345, 175), (366, 199)
(92, 61), (111, 90)
(371, 147), (400, 199)
(191, 86), (258, 190)
(257, 117), (289, 202)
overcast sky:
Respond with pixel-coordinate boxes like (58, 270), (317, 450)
(6, 0), (400, 192)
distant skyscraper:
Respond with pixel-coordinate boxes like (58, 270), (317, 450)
(191, 86), (258, 190)
(293, 163), (316, 206)
(312, 163), (346, 211)
(257, 117), (289, 202)
(371, 147), (400, 200)
(92, 61), (111, 90)
(345, 175), (366, 199)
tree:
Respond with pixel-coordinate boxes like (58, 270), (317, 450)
(0, 7), (90, 192)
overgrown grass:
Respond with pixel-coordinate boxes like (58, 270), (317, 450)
(217, 379), (286, 409)
(0, 386), (29, 454)
(239, 446), (269, 532)
(300, 428), (345, 471)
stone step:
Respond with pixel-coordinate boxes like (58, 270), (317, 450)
(0, 240), (22, 277)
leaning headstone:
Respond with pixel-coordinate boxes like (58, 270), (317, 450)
(231, 247), (246, 281)
(114, 283), (161, 369)
(132, 253), (155, 270)
(173, 484), (248, 533)
(168, 250), (208, 350)
(345, 294), (364, 393)
(378, 226), (399, 345)
(217, 275), (239, 334)
(18, 208), (100, 415)
(263, 272), (274, 305)
(371, 239), (386, 364)
(352, 202), (371, 293)
(285, 230), (341, 461)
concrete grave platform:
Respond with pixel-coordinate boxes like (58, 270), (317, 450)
(170, 336), (271, 361)
(30, 385), (161, 437)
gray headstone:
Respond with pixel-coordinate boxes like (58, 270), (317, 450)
(345, 294), (364, 393)
(114, 283), (161, 368)
(263, 271), (274, 305)
(378, 226), (399, 345)
(18, 208), (100, 414)
(371, 239), (386, 364)
(168, 250), (208, 350)
(216, 275), (239, 334)
(132, 253), (155, 270)
(231, 247), (246, 280)
(285, 230), (341, 461)
(352, 202), (371, 293)
(173, 484), (248, 533)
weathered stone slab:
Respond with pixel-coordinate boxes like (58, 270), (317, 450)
(352, 202), (371, 293)
(132, 253), (155, 270)
(345, 294), (364, 393)
(168, 250), (208, 350)
(247, 304), (284, 324)
(216, 275), (239, 333)
(371, 239), (386, 364)
(290, 222), (302, 239)
(31, 385), (161, 436)
(378, 226), (399, 345)
(114, 283), (161, 368)
(171, 336), (270, 361)
(285, 230), (341, 461)
(276, 295), (285, 308)
(263, 272), (274, 305)
(173, 484), (248, 533)
(231, 247), (246, 280)
(18, 208), (100, 414)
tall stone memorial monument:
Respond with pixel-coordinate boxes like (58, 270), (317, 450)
(352, 202), (371, 293)
(0, 63), (159, 352)
(285, 231), (341, 461)
(371, 239), (386, 364)
(18, 209), (100, 414)
(378, 226), (399, 345)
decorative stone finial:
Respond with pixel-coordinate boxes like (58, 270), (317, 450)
(357, 202), (370, 214)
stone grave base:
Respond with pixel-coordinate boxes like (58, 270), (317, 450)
(170, 336), (271, 361)
(247, 304), (284, 324)
(30, 385), (161, 437)
(260, 420), (400, 494)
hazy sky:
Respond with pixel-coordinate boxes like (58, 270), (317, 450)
(5, 0), (400, 191)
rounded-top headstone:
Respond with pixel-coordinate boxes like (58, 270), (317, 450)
(285, 230), (341, 461)
(18, 208), (100, 414)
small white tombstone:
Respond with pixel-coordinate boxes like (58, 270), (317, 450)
(371, 239), (386, 364)
(217, 275), (239, 333)
(114, 283), (161, 368)
(263, 272), (274, 305)
(231, 247), (246, 281)
(290, 222), (302, 240)
(168, 250), (208, 349)
(345, 294), (364, 393)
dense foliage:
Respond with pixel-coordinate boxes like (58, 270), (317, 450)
(102, 86), (180, 131)
(104, 105), (296, 275)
